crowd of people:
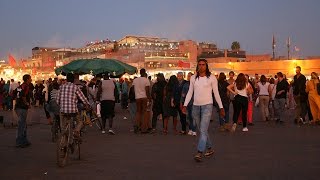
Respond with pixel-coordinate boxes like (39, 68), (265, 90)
(1, 60), (320, 161)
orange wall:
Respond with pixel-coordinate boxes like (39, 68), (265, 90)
(211, 59), (320, 77)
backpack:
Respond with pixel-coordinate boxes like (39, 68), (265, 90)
(14, 86), (29, 109)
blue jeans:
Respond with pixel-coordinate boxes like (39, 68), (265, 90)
(15, 108), (30, 146)
(187, 105), (196, 132)
(192, 104), (213, 152)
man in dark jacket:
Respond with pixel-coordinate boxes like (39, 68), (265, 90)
(292, 66), (308, 123)
(174, 72), (187, 134)
(274, 72), (289, 124)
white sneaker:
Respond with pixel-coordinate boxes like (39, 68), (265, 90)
(187, 130), (193, 136)
(242, 127), (249, 132)
(231, 123), (237, 132)
(101, 130), (106, 134)
(108, 129), (116, 135)
(192, 132), (197, 136)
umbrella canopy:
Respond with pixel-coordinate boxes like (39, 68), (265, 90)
(55, 58), (137, 77)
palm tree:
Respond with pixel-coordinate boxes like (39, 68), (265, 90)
(231, 41), (241, 51)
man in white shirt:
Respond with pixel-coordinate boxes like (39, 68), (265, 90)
(183, 59), (225, 162)
(132, 68), (151, 133)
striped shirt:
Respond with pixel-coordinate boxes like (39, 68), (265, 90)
(57, 82), (89, 113)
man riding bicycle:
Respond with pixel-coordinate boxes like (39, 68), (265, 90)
(56, 73), (90, 137)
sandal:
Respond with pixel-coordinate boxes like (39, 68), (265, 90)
(194, 152), (203, 162)
(204, 149), (215, 157)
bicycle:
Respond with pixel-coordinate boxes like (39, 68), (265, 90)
(51, 114), (61, 142)
(56, 113), (81, 167)
(81, 107), (102, 131)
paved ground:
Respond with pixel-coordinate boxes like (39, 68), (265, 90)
(0, 104), (320, 180)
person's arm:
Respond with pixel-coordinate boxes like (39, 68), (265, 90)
(76, 86), (90, 105)
(227, 84), (237, 95)
(211, 77), (223, 109)
(96, 82), (102, 102)
(145, 79), (151, 99)
(183, 76), (194, 107)
(306, 81), (311, 93)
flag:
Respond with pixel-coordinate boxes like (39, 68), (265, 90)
(20, 59), (26, 69)
(178, 60), (190, 68)
(8, 54), (17, 67)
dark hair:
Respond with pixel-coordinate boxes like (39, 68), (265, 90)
(277, 72), (283, 78)
(166, 75), (178, 93)
(296, 66), (301, 70)
(229, 71), (235, 76)
(218, 72), (226, 83)
(196, 59), (211, 79)
(22, 74), (31, 82)
(260, 75), (267, 84)
(52, 82), (60, 90)
(103, 73), (110, 79)
(156, 73), (165, 82)
(235, 73), (247, 90)
(140, 68), (146, 76)
(66, 73), (75, 83)
(269, 78), (275, 84)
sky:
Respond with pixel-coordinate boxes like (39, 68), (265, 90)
(1, 0), (320, 61)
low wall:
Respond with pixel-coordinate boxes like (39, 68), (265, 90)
(210, 59), (320, 77)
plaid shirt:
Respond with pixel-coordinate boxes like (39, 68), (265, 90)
(57, 82), (89, 113)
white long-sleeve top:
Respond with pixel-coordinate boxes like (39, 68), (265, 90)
(184, 74), (223, 108)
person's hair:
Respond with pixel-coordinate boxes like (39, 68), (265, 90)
(311, 72), (319, 80)
(156, 73), (165, 82)
(177, 72), (183, 76)
(140, 68), (146, 76)
(22, 74), (31, 82)
(66, 73), (75, 83)
(148, 76), (151, 80)
(229, 71), (235, 76)
(276, 72), (283, 78)
(269, 78), (275, 84)
(166, 75), (178, 93)
(296, 66), (301, 70)
(260, 75), (267, 84)
(235, 73), (247, 90)
(52, 82), (60, 90)
(218, 72), (226, 83)
(103, 73), (110, 79)
(196, 59), (211, 79)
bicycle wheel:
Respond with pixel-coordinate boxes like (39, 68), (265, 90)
(51, 119), (59, 142)
(56, 131), (70, 167)
(72, 139), (81, 160)
(94, 117), (102, 130)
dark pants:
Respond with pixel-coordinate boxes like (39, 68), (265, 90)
(233, 95), (248, 127)
(152, 109), (161, 129)
(187, 105), (196, 131)
(177, 106), (187, 131)
(294, 95), (308, 121)
(121, 93), (128, 109)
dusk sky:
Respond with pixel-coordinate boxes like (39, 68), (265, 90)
(1, 0), (319, 61)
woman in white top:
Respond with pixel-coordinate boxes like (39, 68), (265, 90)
(268, 78), (277, 120)
(257, 75), (270, 121)
(227, 73), (253, 132)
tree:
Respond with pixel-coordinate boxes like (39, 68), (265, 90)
(231, 41), (241, 51)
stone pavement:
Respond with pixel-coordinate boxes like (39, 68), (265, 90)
(0, 105), (319, 180)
